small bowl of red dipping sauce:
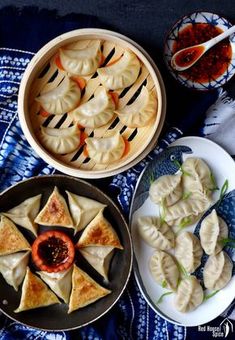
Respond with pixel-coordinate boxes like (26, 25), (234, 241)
(164, 12), (235, 90)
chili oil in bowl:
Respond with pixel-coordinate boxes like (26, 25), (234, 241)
(164, 12), (235, 90)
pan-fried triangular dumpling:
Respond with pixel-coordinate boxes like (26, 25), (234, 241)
(37, 267), (72, 303)
(0, 251), (30, 291)
(66, 191), (106, 234)
(79, 246), (114, 281)
(76, 210), (123, 249)
(0, 215), (31, 255)
(34, 187), (73, 228)
(68, 264), (111, 313)
(14, 267), (60, 312)
(3, 194), (41, 236)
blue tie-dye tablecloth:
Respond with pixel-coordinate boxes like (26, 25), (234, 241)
(0, 6), (234, 340)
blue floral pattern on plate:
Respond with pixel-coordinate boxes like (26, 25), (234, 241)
(164, 12), (235, 90)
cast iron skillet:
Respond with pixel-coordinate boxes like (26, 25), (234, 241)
(0, 175), (133, 331)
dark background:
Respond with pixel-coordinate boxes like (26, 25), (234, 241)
(1, 0), (235, 129)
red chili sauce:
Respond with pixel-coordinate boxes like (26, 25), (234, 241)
(173, 23), (232, 83)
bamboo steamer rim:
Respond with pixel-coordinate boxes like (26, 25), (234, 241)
(18, 28), (166, 178)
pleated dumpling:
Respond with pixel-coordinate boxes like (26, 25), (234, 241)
(66, 191), (106, 233)
(36, 76), (81, 115)
(37, 267), (72, 303)
(203, 251), (233, 290)
(68, 264), (111, 313)
(34, 186), (74, 228)
(0, 251), (30, 291)
(137, 216), (174, 250)
(115, 86), (157, 127)
(76, 209), (123, 249)
(149, 173), (182, 207)
(149, 250), (179, 291)
(79, 246), (114, 281)
(15, 267), (60, 312)
(0, 215), (31, 255)
(182, 157), (214, 196)
(97, 50), (140, 90)
(40, 125), (80, 154)
(175, 232), (203, 273)
(85, 131), (125, 164)
(59, 40), (101, 76)
(199, 209), (228, 255)
(71, 86), (115, 128)
(165, 192), (211, 227)
(174, 276), (203, 313)
(3, 194), (41, 236)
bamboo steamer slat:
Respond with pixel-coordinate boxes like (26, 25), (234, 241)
(18, 29), (166, 178)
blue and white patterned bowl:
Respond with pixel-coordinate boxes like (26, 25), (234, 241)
(164, 12), (235, 90)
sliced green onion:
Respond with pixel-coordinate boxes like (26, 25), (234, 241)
(220, 238), (235, 248)
(203, 290), (219, 302)
(182, 191), (192, 200)
(156, 291), (173, 304)
(161, 280), (167, 288)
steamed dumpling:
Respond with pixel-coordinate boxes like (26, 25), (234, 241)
(149, 173), (182, 207)
(0, 251), (30, 291)
(59, 40), (101, 76)
(115, 86), (157, 127)
(165, 192), (211, 227)
(149, 250), (179, 291)
(85, 131), (125, 164)
(174, 276), (203, 313)
(203, 251), (233, 290)
(34, 186), (74, 228)
(66, 191), (106, 233)
(37, 267), (72, 303)
(71, 86), (115, 128)
(137, 216), (174, 250)
(175, 232), (203, 273)
(3, 194), (41, 236)
(199, 209), (228, 255)
(97, 50), (140, 90)
(36, 76), (81, 114)
(40, 125), (80, 154)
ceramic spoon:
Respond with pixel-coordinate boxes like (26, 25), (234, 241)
(171, 25), (235, 71)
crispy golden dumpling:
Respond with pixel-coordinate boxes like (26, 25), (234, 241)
(15, 267), (60, 312)
(68, 264), (111, 313)
(76, 210), (123, 249)
(34, 187), (73, 228)
(0, 215), (31, 255)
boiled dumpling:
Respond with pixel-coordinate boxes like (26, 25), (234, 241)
(149, 173), (182, 207)
(182, 157), (214, 197)
(97, 50), (140, 90)
(175, 232), (203, 273)
(164, 192), (211, 227)
(76, 209), (123, 249)
(71, 86), (115, 128)
(0, 251), (30, 291)
(34, 186), (74, 228)
(68, 264), (111, 313)
(199, 209), (228, 255)
(15, 267), (60, 312)
(66, 191), (106, 233)
(3, 194), (41, 236)
(85, 131), (125, 164)
(0, 215), (31, 255)
(35, 76), (81, 114)
(59, 40), (101, 76)
(149, 250), (179, 291)
(79, 246), (114, 281)
(174, 276), (203, 313)
(137, 216), (174, 250)
(203, 251), (233, 290)
(37, 267), (72, 303)
(40, 125), (80, 154)
(115, 86), (157, 127)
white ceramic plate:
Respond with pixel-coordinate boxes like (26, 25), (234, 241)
(130, 136), (235, 326)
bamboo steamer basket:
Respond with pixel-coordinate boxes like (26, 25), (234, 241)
(18, 29), (166, 178)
